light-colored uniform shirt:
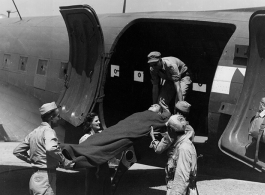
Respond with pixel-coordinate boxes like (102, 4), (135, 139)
(13, 122), (71, 169)
(79, 130), (102, 144)
(150, 57), (188, 85)
(151, 124), (197, 195)
(167, 138), (197, 195)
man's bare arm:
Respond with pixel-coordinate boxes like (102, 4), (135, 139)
(159, 98), (171, 118)
(174, 81), (183, 102)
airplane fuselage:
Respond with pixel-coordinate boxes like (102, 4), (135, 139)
(3, 6), (265, 193)
(0, 9), (251, 143)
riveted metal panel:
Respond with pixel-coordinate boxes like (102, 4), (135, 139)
(219, 10), (265, 171)
(58, 5), (104, 126)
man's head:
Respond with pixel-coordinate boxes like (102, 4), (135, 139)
(148, 104), (162, 113)
(166, 114), (187, 136)
(175, 101), (191, 117)
(147, 51), (162, 68)
(259, 97), (265, 112)
(40, 102), (61, 126)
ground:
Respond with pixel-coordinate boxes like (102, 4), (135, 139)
(1, 142), (265, 195)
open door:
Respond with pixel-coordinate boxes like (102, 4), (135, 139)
(219, 10), (265, 171)
(58, 5), (104, 126)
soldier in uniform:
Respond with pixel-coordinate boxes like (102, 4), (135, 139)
(13, 102), (74, 195)
(147, 51), (192, 113)
(149, 101), (194, 153)
(150, 109), (197, 195)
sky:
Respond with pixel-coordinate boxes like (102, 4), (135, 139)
(1, 0), (265, 18)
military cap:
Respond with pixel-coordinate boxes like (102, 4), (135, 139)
(39, 102), (57, 115)
(147, 51), (161, 63)
(166, 114), (186, 132)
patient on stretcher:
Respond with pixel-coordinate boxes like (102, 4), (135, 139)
(61, 99), (171, 168)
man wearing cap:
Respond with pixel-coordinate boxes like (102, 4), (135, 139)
(150, 101), (195, 153)
(13, 102), (74, 195)
(150, 104), (197, 195)
(175, 101), (195, 141)
(249, 97), (265, 135)
(147, 51), (192, 112)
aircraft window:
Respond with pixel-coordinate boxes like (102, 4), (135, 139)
(3, 54), (11, 68)
(233, 45), (248, 66)
(234, 45), (248, 58)
(36, 59), (48, 76)
(19, 56), (28, 71)
(59, 62), (68, 79)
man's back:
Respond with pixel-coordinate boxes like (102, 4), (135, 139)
(14, 122), (61, 169)
(27, 126), (47, 167)
(13, 102), (74, 195)
(168, 138), (197, 195)
(162, 56), (187, 75)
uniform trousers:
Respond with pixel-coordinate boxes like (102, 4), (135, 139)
(158, 75), (192, 106)
(29, 169), (56, 195)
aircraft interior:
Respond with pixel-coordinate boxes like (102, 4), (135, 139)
(102, 19), (236, 137)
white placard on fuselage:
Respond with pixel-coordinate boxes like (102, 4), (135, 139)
(111, 65), (120, 77)
(134, 71), (144, 82)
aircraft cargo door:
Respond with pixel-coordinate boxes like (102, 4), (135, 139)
(58, 5), (104, 126)
(219, 10), (265, 171)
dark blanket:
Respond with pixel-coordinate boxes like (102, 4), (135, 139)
(61, 110), (168, 168)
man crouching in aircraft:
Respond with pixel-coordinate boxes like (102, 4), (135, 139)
(13, 102), (74, 195)
(150, 102), (198, 195)
(61, 99), (171, 168)
(147, 51), (192, 113)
